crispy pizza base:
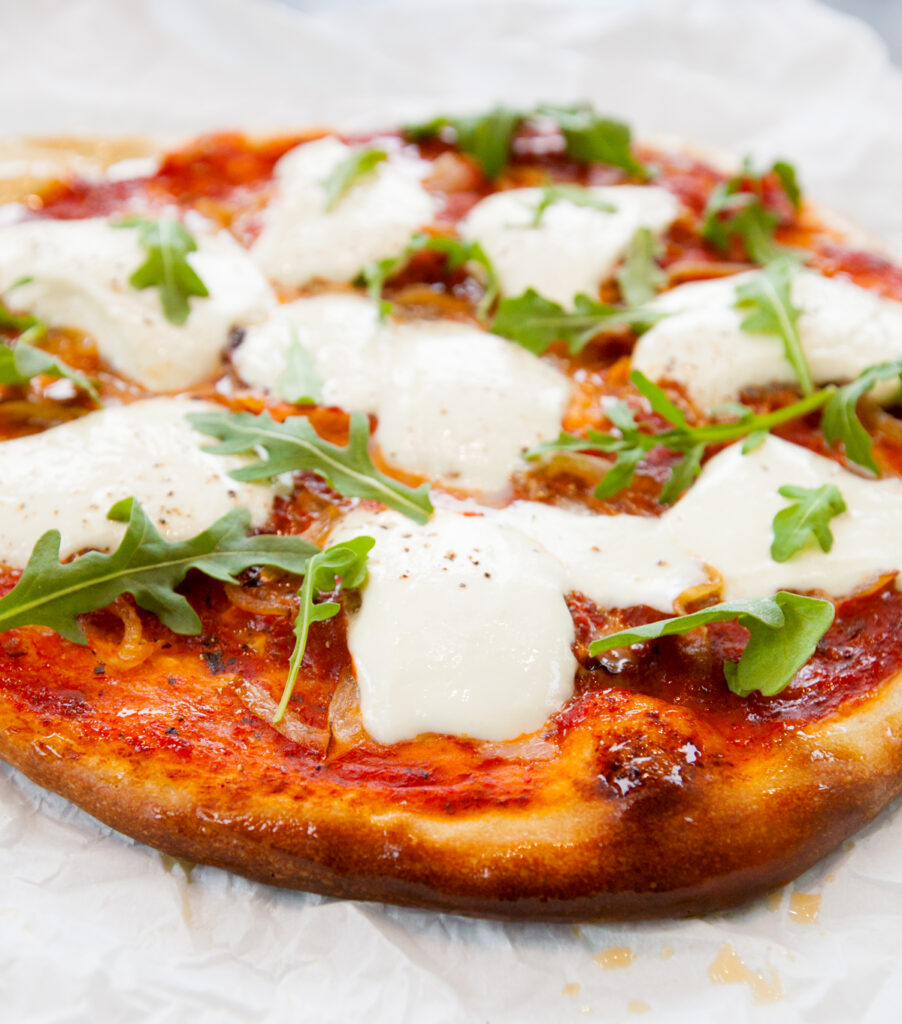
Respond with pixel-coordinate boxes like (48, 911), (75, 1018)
(2, 136), (902, 922)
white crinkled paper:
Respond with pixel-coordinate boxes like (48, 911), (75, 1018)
(2, 0), (902, 1020)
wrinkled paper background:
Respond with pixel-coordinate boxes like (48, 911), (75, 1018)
(2, 0), (902, 1020)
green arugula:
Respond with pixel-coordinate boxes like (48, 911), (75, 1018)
(522, 184), (616, 228)
(589, 591), (835, 698)
(821, 360), (902, 475)
(701, 158), (803, 263)
(734, 258), (814, 396)
(770, 483), (846, 563)
(526, 369), (832, 503)
(406, 107), (522, 179)
(616, 226), (666, 306)
(322, 147), (388, 211)
(0, 498), (318, 644)
(116, 217), (210, 325)
(360, 231), (499, 321)
(490, 288), (661, 355)
(0, 315), (99, 403)
(189, 409), (433, 524)
(274, 537), (374, 723)
(278, 329), (323, 406)
(536, 103), (648, 178)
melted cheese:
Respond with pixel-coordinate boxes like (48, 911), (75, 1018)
(497, 501), (707, 611)
(233, 299), (571, 491)
(633, 270), (902, 410)
(0, 398), (275, 568)
(329, 508), (576, 745)
(233, 293), (384, 410)
(0, 217), (274, 391)
(251, 136), (436, 287)
(666, 435), (902, 598)
(459, 185), (679, 306)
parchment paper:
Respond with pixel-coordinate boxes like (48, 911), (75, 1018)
(2, 1), (902, 1020)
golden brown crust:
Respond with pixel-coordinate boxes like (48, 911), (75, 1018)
(3, 133), (902, 922)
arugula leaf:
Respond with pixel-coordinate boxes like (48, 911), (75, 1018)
(734, 258), (814, 396)
(360, 231), (499, 321)
(522, 184), (616, 228)
(537, 103), (648, 177)
(274, 536), (374, 723)
(616, 227), (666, 306)
(701, 159), (803, 263)
(189, 408), (433, 524)
(0, 323), (99, 403)
(821, 360), (902, 475)
(278, 329), (323, 406)
(322, 147), (388, 211)
(406, 107), (522, 179)
(0, 498), (318, 645)
(0, 306), (39, 332)
(490, 288), (661, 355)
(116, 217), (210, 325)
(770, 483), (846, 563)
(589, 591), (834, 698)
(526, 370), (832, 503)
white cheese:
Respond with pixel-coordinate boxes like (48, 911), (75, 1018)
(497, 501), (708, 612)
(329, 507), (576, 745)
(376, 320), (570, 491)
(0, 398), (275, 568)
(459, 185), (679, 306)
(0, 217), (274, 391)
(232, 292), (384, 410)
(233, 299), (571, 492)
(666, 434), (902, 598)
(633, 269), (902, 410)
(251, 136), (436, 287)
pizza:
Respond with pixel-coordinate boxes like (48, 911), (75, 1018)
(2, 106), (902, 921)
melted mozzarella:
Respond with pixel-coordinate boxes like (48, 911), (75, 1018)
(233, 299), (571, 492)
(0, 217), (274, 390)
(0, 398), (275, 568)
(459, 185), (679, 306)
(377, 320), (569, 490)
(251, 136), (436, 287)
(329, 508), (576, 744)
(233, 293), (384, 409)
(497, 501), (707, 611)
(666, 435), (902, 598)
(633, 270), (902, 410)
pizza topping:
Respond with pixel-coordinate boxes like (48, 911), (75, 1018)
(460, 184), (678, 306)
(0, 217), (274, 390)
(274, 535), (373, 722)
(0, 398), (275, 567)
(523, 184), (617, 228)
(0, 310), (99, 402)
(666, 435), (902, 598)
(0, 497), (317, 644)
(190, 407), (434, 523)
(491, 288), (661, 355)
(590, 591), (834, 698)
(233, 306), (571, 492)
(251, 136), (436, 287)
(321, 147), (388, 212)
(528, 370), (831, 504)
(770, 484), (847, 562)
(114, 217), (211, 325)
(822, 359), (902, 474)
(406, 106), (522, 180)
(329, 507), (576, 744)
(615, 226), (666, 306)
(633, 268), (902, 410)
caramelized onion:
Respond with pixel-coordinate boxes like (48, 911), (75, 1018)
(231, 677), (329, 754)
(224, 581), (296, 616)
(326, 672), (367, 759)
(673, 566), (724, 615)
(84, 597), (157, 670)
(666, 260), (749, 285)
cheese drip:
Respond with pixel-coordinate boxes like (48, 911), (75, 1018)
(633, 269), (902, 410)
(0, 217), (274, 390)
(234, 295), (571, 491)
(0, 398), (275, 568)
(251, 136), (436, 287)
(459, 185), (679, 305)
